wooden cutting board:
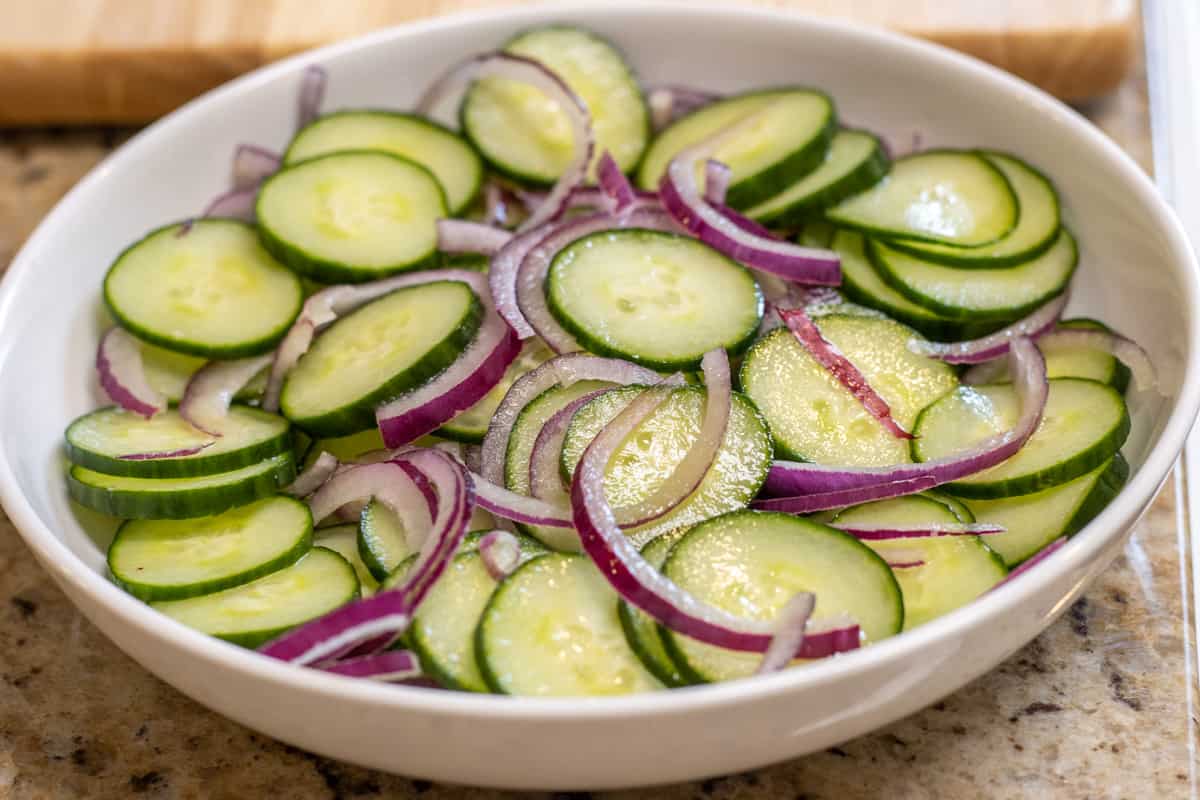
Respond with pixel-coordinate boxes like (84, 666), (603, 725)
(1, 0), (1135, 126)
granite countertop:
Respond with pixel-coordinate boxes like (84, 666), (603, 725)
(0, 38), (1195, 800)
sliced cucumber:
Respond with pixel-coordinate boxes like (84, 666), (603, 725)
(740, 315), (958, 466)
(560, 385), (774, 547)
(477, 553), (662, 695)
(867, 227), (1077, 321)
(108, 496), (312, 602)
(314, 524), (378, 595)
(913, 378), (1130, 499)
(884, 152), (1060, 267)
(661, 511), (902, 682)
(103, 219), (302, 358)
(67, 452), (295, 520)
(831, 496), (1006, 629)
(461, 25), (649, 184)
(257, 150), (447, 284)
(151, 547), (358, 648)
(617, 528), (692, 687)
(280, 280), (482, 436)
(357, 499), (413, 582)
(546, 229), (762, 370)
(438, 339), (553, 443)
(979, 318), (1131, 393)
(302, 428), (386, 465)
(745, 129), (889, 225)
(285, 111), (483, 214)
(922, 490), (976, 523)
(638, 87), (835, 209)
(65, 406), (290, 478)
(965, 455), (1129, 566)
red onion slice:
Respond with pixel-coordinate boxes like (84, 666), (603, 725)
(483, 181), (510, 228)
(489, 225), (546, 339)
(416, 52), (593, 233)
(471, 475), (573, 528)
(570, 381), (860, 657)
(780, 307), (913, 440)
(704, 160), (731, 206)
(754, 592), (815, 675)
(317, 650), (423, 682)
(886, 560), (927, 569)
(597, 151), (636, 213)
(232, 144), (281, 191)
(437, 219), (513, 256)
(909, 293), (1067, 364)
(285, 451), (339, 498)
(647, 85), (720, 131)
(478, 529), (522, 580)
(658, 129), (841, 286)
(963, 326), (1157, 392)
(202, 187), (258, 221)
(296, 64), (327, 131)
(118, 442), (214, 461)
(832, 522), (1005, 540)
(528, 390), (611, 505)
(760, 338), (1048, 505)
(991, 537), (1067, 590)
(308, 461), (433, 545)
(96, 327), (165, 419)
(178, 354), (272, 435)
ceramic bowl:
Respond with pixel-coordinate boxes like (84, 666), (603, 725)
(0, 3), (1196, 790)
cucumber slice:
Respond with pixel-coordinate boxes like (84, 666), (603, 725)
(284, 111), (483, 214)
(921, 490), (976, 523)
(744, 129), (889, 225)
(560, 385), (774, 547)
(461, 26), (649, 184)
(152, 547), (359, 648)
(103, 219), (302, 358)
(965, 455), (1129, 566)
(831, 496), (1006, 629)
(617, 528), (692, 687)
(314, 524), (379, 595)
(885, 152), (1060, 267)
(65, 406), (290, 479)
(67, 452), (296, 520)
(637, 87), (836, 209)
(660, 511), (902, 683)
(357, 499), (413, 582)
(401, 537), (546, 691)
(546, 229), (763, 370)
(476, 553), (663, 695)
(303, 428), (387, 465)
(978, 318), (1131, 393)
(831, 229), (1001, 341)
(257, 150), (447, 284)
(867, 227), (1077, 321)
(108, 496), (312, 602)
(438, 339), (554, 443)
(504, 380), (615, 547)
(740, 316), (958, 466)
(826, 150), (1018, 247)
(280, 280), (482, 437)
(913, 378), (1130, 499)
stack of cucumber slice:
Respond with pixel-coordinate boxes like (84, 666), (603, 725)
(58, 22), (1144, 697)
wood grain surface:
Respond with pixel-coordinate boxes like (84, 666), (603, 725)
(1, 0), (1135, 125)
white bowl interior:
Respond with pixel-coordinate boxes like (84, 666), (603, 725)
(0, 4), (1195, 789)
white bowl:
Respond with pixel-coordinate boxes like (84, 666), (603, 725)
(0, 3), (1196, 790)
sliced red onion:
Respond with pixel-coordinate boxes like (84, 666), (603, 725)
(202, 187), (258, 221)
(704, 160), (731, 206)
(754, 592), (815, 675)
(437, 218), (513, 256)
(659, 130), (841, 286)
(308, 461), (432, 544)
(285, 451), (338, 498)
(263, 268), (491, 412)
(296, 64), (327, 131)
(887, 560), (927, 569)
(992, 537), (1067, 590)
(471, 474), (573, 528)
(597, 150), (636, 213)
(178, 354), (272, 435)
(489, 225), (547, 339)
(317, 650), (422, 681)
(484, 181), (510, 228)
(478, 529), (522, 580)
(232, 144), (281, 191)
(528, 390), (611, 505)
(118, 442), (214, 461)
(832, 522), (1005, 540)
(416, 52), (592, 234)
(780, 307), (913, 440)
(760, 338), (1047, 504)
(910, 293), (1067, 364)
(647, 85), (720, 131)
(479, 353), (664, 486)
(964, 326), (1157, 392)
(570, 381), (860, 657)
(96, 327), (165, 419)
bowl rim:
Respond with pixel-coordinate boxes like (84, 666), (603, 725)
(1, 1), (1197, 722)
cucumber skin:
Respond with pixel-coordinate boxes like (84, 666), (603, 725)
(103, 219), (302, 359)
(881, 151), (1061, 269)
(67, 455), (297, 520)
(108, 499), (313, 602)
(754, 130), (890, 227)
(280, 284), (483, 438)
(283, 110), (484, 215)
(64, 407), (292, 479)
(255, 150), (447, 285)
(917, 380), (1131, 500)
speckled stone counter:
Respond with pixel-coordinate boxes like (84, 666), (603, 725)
(1, 39), (1195, 800)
